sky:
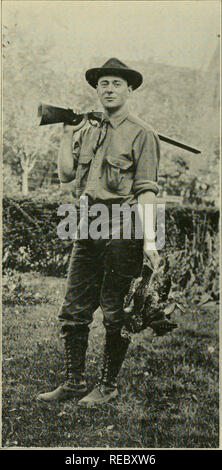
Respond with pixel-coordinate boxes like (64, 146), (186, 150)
(2, 0), (220, 70)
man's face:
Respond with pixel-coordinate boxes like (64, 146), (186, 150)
(97, 75), (132, 110)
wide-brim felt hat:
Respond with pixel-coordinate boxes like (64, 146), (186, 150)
(85, 57), (143, 90)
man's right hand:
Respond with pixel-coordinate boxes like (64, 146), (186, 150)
(63, 115), (88, 135)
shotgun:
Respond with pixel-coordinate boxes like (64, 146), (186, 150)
(38, 103), (201, 155)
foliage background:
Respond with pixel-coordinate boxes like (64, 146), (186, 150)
(2, 3), (220, 206)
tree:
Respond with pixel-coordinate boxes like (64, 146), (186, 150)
(3, 12), (219, 203)
(3, 19), (56, 194)
(3, 16), (100, 195)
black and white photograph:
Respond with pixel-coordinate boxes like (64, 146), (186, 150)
(1, 0), (220, 454)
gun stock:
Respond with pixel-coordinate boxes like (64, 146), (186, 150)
(38, 103), (201, 154)
(38, 103), (86, 126)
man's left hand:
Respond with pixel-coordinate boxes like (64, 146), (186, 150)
(143, 241), (160, 271)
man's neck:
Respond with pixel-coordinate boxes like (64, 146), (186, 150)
(104, 103), (129, 119)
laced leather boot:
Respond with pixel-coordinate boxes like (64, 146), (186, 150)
(37, 328), (88, 403)
(78, 331), (130, 407)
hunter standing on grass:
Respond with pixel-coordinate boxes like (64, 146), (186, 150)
(37, 58), (160, 406)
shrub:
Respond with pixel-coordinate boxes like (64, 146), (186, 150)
(2, 196), (220, 299)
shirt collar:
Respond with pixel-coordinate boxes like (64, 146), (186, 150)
(101, 106), (129, 129)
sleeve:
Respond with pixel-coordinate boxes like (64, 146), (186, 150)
(132, 128), (160, 197)
(60, 130), (82, 188)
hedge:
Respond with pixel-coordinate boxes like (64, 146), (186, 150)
(2, 196), (219, 277)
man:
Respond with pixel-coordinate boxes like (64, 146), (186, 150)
(37, 58), (160, 406)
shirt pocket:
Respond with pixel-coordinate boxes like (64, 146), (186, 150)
(105, 155), (134, 195)
(76, 154), (93, 196)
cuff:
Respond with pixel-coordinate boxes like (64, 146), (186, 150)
(133, 180), (159, 197)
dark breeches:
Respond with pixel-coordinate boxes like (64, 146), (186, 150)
(58, 236), (143, 334)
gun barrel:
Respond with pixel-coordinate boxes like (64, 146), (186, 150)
(158, 134), (201, 154)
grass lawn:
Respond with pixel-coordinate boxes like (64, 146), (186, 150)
(2, 273), (219, 448)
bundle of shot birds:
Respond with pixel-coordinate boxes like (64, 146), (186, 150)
(123, 259), (179, 337)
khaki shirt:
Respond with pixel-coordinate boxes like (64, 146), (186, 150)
(61, 108), (160, 207)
